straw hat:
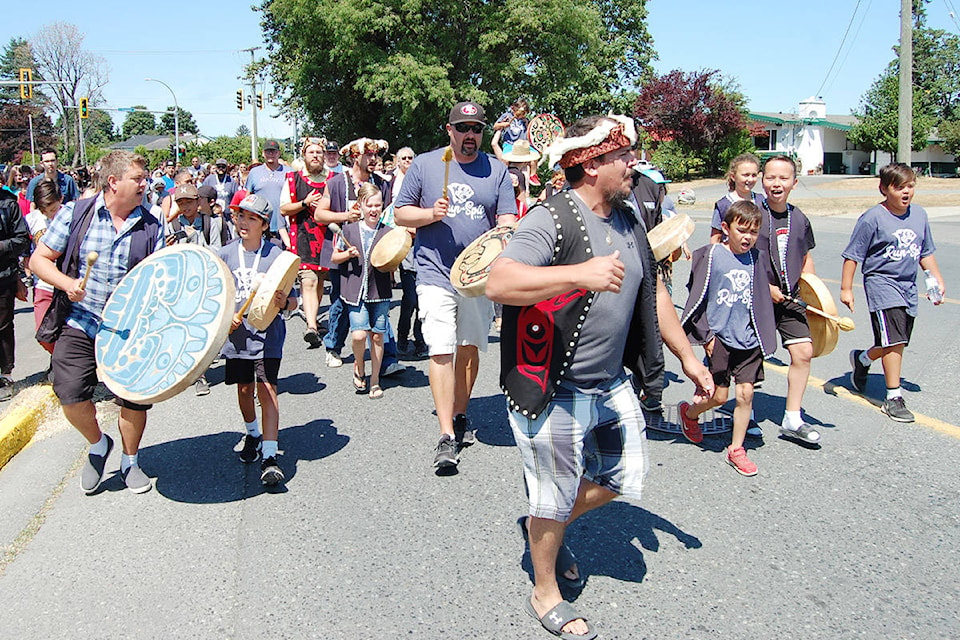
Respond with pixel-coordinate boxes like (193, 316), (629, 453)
(502, 140), (541, 163)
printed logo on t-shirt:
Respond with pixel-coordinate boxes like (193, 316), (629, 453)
(717, 269), (752, 307)
(884, 228), (921, 262)
(447, 182), (486, 220)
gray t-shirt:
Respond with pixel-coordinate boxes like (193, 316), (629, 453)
(706, 245), (758, 350)
(245, 163), (289, 233)
(499, 193), (643, 386)
(842, 203), (935, 316)
(218, 240), (287, 359)
(394, 147), (516, 292)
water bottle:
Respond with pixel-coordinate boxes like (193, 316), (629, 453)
(924, 270), (943, 305)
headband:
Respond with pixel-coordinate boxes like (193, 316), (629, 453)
(340, 138), (390, 157)
(547, 114), (637, 169)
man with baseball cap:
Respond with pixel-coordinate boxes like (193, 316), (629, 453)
(246, 140), (290, 242)
(161, 159), (177, 192)
(202, 158), (237, 211)
(323, 140), (344, 175)
(394, 100), (517, 470)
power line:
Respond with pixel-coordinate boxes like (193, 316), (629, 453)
(823, 0), (874, 99)
(816, 0), (866, 99)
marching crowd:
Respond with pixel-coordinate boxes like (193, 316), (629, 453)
(0, 99), (948, 639)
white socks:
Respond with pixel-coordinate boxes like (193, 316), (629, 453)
(783, 411), (803, 430)
(89, 433), (109, 456)
(886, 387), (902, 400)
(859, 350), (873, 367)
(121, 453), (138, 472)
(245, 419), (261, 438)
(262, 440), (278, 459)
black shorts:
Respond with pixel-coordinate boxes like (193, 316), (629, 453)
(774, 299), (812, 346)
(870, 307), (914, 348)
(224, 357), (281, 385)
(52, 327), (152, 411)
(709, 341), (765, 388)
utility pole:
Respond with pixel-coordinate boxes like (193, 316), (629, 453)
(76, 104), (85, 167)
(241, 47), (261, 163)
(898, 0), (913, 165)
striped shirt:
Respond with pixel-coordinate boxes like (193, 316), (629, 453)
(41, 193), (163, 338)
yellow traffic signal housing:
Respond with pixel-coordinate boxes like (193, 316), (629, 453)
(256, 92), (264, 110)
(237, 89), (244, 111)
(79, 97), (89, 119)
(19, 68), (32, 99)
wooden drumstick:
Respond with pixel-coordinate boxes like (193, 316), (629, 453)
(327, 222), (355, 251)
(79, 251), (98, 290)
(231, 273), (264, 333)
(441, 146), (453, 200)
(787, 296), (856, 332)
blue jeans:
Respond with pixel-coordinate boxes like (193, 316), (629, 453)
(323, 271), (349, 354)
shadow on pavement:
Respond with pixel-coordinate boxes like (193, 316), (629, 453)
(145, 418), (349, 503)
(517, 504), (702, 597)
(472, 393), (513, 447)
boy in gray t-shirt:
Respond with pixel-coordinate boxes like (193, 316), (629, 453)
(842, 163), (946, 423)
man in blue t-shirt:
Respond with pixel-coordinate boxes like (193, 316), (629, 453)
(394, 101), (517, 470)
(245, 139), (290, 237)
(26, 148), (79, 210)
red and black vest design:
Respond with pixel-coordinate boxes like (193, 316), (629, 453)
(287, 171), (328, 270)
(500, 191), (663, 418)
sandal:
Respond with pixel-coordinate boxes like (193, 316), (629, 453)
(522, 597), (596, 640)
(353, 373), (368, 394)
(369, 385), (383, 400)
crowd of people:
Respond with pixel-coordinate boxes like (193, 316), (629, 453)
(0, 100), (948, 639)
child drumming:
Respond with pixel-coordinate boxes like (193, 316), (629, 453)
(220, 194), (297, 486)
(842, 163), (945, 423)
(756, 156), (821, 445)
(678, 201), (777, 476)
(710, 153), (765, 244)
(331, 183), (394, 400)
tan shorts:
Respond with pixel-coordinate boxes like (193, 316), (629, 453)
(416, 284), (492, 356)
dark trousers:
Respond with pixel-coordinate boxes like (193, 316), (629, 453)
(397, 267), (423, 347)
(0, 277), (16, 374)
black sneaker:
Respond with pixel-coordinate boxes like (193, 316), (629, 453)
(239, 434), (262, 463)
(304, 329), (322, 348)
(433, 435), (460, 469)
(881, 396), (915, 423)
(849, 350), (869, 393)
(453, 414), (476, 446)
(0, 377), (13, 401)
(81, 434), (114, 494)
(260, 456), (284, 486)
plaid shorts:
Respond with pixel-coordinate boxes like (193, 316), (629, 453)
(508, 374), (649, 522)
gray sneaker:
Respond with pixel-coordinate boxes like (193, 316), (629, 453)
(453, 414), (476, 446)
(779, 423), (821, 444)
(0, 377), (13, 401)
(194, 376), (210, 396)
(849, 350), (869, 393)
(260, 456), (284, 486)
(433, 435), (460, 469)
(81, 434), (114, 494)
(121, 465), (152, 494)
(881, 396), (915, 423)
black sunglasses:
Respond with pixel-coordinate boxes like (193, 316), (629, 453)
(453, 123), (484, 134)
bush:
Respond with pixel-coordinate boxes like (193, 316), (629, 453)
(651, 141), (703, 181)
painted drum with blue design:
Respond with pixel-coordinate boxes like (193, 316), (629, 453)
(96, 244), (236, 403)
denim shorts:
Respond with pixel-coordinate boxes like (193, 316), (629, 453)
(348, 300), (390, 334)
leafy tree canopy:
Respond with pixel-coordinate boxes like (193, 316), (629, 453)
(122, 106), (157, 138)
(849, 67), (937, 155)
(159, 107), (199, 136)
(259, 0), (654, 151)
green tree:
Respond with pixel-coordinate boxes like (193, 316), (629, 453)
(0, 37), (44, 105)
(158, 107), (198, 135)
(202, 136), (253, 166)
(86, 108), (117, 145)
(940, 120), (960, 158)
(122, 106), (157, 138)
(236, 124), (250, 137)
(259, 0), (654, 150)
(848, 68), (935, 155)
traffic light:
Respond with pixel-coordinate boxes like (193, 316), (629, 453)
(256, 92), (264, 110)
(79, 97), (89, 119)
(236, 89), (244, 111)
(19, 68), (32, 99)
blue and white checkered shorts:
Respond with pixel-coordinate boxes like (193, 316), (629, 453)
(508, 373), (649, 522)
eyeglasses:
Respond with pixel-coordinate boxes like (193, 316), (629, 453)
(398, 155), (414, 160)
(453, 123), (484, 134)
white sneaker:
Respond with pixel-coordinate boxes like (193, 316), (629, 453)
(325, 351), (343, 368)
(381, 362), (405, 377)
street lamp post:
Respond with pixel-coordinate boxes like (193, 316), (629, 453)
(145, 77), (179, 163)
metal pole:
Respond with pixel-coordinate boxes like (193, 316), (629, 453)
(898, 0), (913, 165)
(241, 47), (262, 163)
(145, 78), (180, 163)
(28, 114), (35, 162)
(77, 106), (85, 167)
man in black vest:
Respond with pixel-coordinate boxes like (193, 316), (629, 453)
(31, 151), (163, 495)
(487, 115), (711, 639)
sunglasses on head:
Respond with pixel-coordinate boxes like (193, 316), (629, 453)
(453, 123), (484, 134)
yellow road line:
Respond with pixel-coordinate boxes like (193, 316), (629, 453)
(764, 361), (960, 440)
(818, 276), (958, 305)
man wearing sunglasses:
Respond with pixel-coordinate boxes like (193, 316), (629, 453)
(394, 101), (517, 470)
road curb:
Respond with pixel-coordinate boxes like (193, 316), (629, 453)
(0, 386), (59, 471)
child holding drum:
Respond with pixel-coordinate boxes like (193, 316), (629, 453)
(331, 183), (394, 400)
(220, 194), (298, 487)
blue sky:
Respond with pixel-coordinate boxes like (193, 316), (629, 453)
(3, 1), (959, 139)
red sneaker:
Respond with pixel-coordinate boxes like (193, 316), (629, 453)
(677, 401), (703, 443)
(725, 446), (758, 476)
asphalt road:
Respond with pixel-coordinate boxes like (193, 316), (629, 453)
(1, 207), (958, 639)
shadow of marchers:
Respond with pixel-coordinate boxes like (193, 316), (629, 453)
(470, 393), (514, 447)
(518, 502), (702, 597)
(145, 418), (349, 504)
(277, 371), (326, 395)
